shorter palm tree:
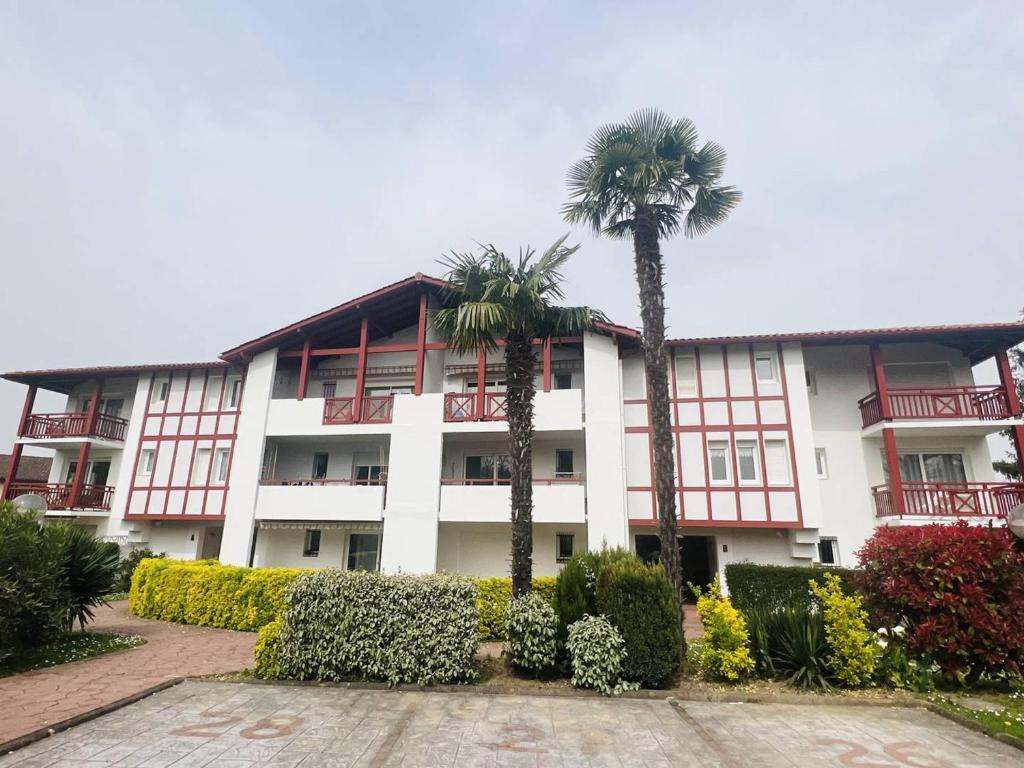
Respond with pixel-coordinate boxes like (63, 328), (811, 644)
(435, 236), (605, 596)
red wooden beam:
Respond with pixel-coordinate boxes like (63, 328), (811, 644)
(414, 292), (428, 395)
(296, 339), (312, 401)
(17, 385), (37, 435)
(869, 344), (892, 420)
(882, 426), (905, 516)
(542, 339), (552, 392)
(68, 440), (92, 509)
(476, 347), (487, 419)
(85, 378), (104, 435)
(995, 348), (1022, 417)
(1, 443), (23, 501)
(353, 317), (369, 421)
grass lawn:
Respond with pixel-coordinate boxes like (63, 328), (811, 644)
(0, 632), (145, 678)
(930, 691), (1024, 742)
(104, 592), (130, 602)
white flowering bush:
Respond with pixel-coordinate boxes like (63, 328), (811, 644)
(277, 569), (479, 685)
(504, 592), (558, 674)
(873, 623), (936, 692)
(566, 615), (638, 695)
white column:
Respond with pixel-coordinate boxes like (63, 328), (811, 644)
(379, 393), (443, 573)
(99, 375), (153, 539)
(219, 348), (277, 566)
(583, 332), (629, 551)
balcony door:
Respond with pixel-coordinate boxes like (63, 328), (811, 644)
(885, 451), (968, 484)
(464, 454), (511, 485)
(65, 459), (111, 486)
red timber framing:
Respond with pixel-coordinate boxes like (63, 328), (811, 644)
(124, 366), (244, 521)
(67, 378), (103, 508)
(996, 348), (1024, 475)
(414, 292), (428, 395)
(1, 385), (37, 501)
(625, 342), (804, 529)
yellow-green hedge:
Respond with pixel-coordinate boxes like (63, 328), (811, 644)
(129, 559), (302, 632)
(476, 577), (557, 641)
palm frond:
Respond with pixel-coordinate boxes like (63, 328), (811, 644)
(685, 185), (743, 238)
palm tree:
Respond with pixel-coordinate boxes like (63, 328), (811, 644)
(435, 236), (605, 596)
(562, 108), (741, 610)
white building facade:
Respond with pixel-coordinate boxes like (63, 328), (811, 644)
(4, 274), (1024, 586)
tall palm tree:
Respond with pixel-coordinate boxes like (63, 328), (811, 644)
(435, 236), (605, 596)
(562, 108), (741, 610)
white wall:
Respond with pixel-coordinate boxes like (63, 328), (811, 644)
(436, 522), (587, 578)
(439, 483), (586, 524)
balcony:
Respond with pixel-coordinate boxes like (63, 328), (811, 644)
(443, 392), (507, 422)
(859, 386), (1012, 429)
(5, 481), (114, 511)
(20, 412), (128, 442)
(322, 396), (394, 425)
(439, 476), (586, 523)
(255, 478), (386, 522)
(871, 482), (1024, 518)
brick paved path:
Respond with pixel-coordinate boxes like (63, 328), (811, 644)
(1, 680), (1019, 767)
(0, 602), (255, 748)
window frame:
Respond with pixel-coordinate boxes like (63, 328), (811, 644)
(815, 447), (829, 479)
(735, 440), (760, 484)
(346, 532), (380, 571)
(817, 536), (839, 567)
(226, 378), (242, 409)
(214, 448), (231, 484)
(303, 529), (321, 558)
(153, 379), (169, 405)
(556, 532), (574, 563)
(464, 453), (512, 484)
(764, 438), (792, 486)
(554, 372), (573, 390)
(674, 354), (697, 395)
(554, 449), (575, 478)
(311, 452), (329, 481)
(707, 440), (731, 484)
(140, 449), (156, 477)
(754, 352), (778, 384)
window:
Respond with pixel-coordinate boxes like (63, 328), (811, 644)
(303, 529), (321, 557)
(817, 537), (839, 566)
(347, 533), (379, 571)
(556, 533), (574, 563)
(554, 373), (573, 390)
(674, 354), (697, 395)
(354, 464), (386, 483)
(321, 381), (337, 398)
(805, 369), (818, 395)
(764, 439), (791, 485)
(736, 441), (758, 483)
(140, 449), (156, 477)
(815, 448), (829, 479)
(311, 452), (329, 480)
(226, 378), (242, 409)
(153, 380), (169, 404)
(754, 353), (777, 383)
(364, 385), (413, 396)
(886, 452), (967, 483)
(465, 454), (511, 484)
(555, 449), (575, 478)
(708, 441), (730, 483)
(215, 448), (231, 484)
(465, 379), (506, 393)
(191, 449), (211, 484)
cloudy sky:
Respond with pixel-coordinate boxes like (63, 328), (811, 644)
(1, 1), (1022, 447)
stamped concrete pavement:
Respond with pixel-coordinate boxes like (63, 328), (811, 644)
(0, 680), (1018, 767)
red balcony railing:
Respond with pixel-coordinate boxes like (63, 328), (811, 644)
(440, 475), (585, 486)
(443, 392), (508, 422)
(322, 396), (394, 425)
(871, 482), (1024, 518)
(259, 477), (386, 486)
(5, 481), (114, 510)
(21, 412), (128, 442)
(859, 386), (1012, 428)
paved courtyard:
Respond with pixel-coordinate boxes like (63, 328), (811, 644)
(0, 602), (255, 748)
(0, 680), (1018, 767)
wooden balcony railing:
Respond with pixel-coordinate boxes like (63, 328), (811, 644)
(322, 396), (394, 425)
(871, 482), (1024, 518)
(859, 386), (1012, 428)
(20, 412), (128, 442)
(5, 481), (114, 510)
(443, 392), (508, 422)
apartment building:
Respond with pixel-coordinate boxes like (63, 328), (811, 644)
(3, 274), (1023, 586)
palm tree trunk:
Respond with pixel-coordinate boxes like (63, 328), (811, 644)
(505, 333), (535, 597)
(632, 207), (687, 631)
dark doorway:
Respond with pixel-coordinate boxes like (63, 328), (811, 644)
(634, 533), (716, 601)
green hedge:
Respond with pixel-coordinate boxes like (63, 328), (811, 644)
(725, 563), (859, 614)
(277, 569), (479, 685)
(128, 559), (302, 631)
(475, 576), (557, 641)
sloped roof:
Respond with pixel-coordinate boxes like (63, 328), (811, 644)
(2, 361), (228, 393)
(0, 454), (52, 482)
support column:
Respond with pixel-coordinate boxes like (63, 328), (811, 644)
(3, 385), (37, 499)
(542, 339), (552, 392)
(882, 427), (905, 516)
(1, 444), (24, 501)
(85, 379), (104, 434)
(995, 348), (1024, 475)
(869, 344), (892, 419)
(476, 347), (487, 420)
(296, 339), (311, 400)
(353, 317), (369, 421)
(68, 441), (92, 509)
(414, 293), (428, 395)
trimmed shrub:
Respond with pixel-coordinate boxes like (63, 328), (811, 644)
(475, 576), (557, 641)
(129, 559), (301, 631)
(692, 575), (754, 682)
(810, 572), (874, 686)
(857, 521), (1024, 680)
(596, 558), (682, 688)
(115, 548), (163, 594)
(566, 615), (637, 695)
(0, 504), (66, 659)
(555, 548), (633, 637)
(278, 570), (479, 685)
(745, 604), (834, 690)
(725, 562), (858, 613)
(504, 593), (558, 674)
(254, 617), (284, 680)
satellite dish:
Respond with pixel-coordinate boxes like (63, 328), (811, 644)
(1008, 503), (1024, 540)
(12, 493), (47, 513)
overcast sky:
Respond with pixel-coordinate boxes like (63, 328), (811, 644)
(1, 2), (1022, 451)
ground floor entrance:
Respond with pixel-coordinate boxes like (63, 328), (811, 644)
(634, 533), (718, 596)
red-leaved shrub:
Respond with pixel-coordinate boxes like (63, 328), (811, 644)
(857, 521), (1024, 680)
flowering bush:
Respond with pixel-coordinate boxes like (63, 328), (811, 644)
(504, 592), (558, 674)
(858, 522), (1024, 681)
(692, 576), (755, 682)
(809, 572), (875, 687)
(565, 615), (637, 695)
(873, 624), (936, 692)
